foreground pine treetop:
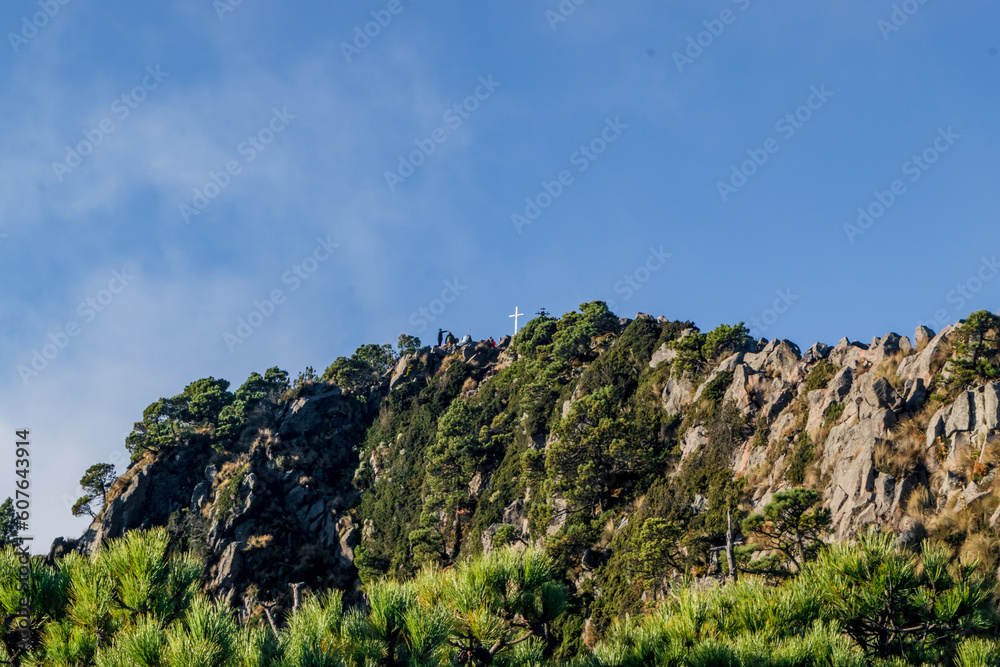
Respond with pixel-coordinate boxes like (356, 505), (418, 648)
(5, 527), (1000, 665)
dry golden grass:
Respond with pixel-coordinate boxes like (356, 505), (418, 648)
(927, 502), (983, 544)
(462, 377), (477, 393)
(984, 483), (1000, 509)
(958, 533), (1000, 575)
(106, 451), (155, 504)
(904, 401), (945, 451)
(217, 458), (245, 483)
(438, 354), (460, 375)
(954, 445), (975, 480)
(930, 339), (955, 375)
(874, 351), (907, 393)
(981, 436), (1000, 468)
(929, 466), (951, 497)
(249, 430), (276, 454)
(803, 462), (822, 488)
(743, 462), (771, 490)
(895, 413), (925, 443)
(247, 534), (274, 550)
(378, 405), (393, 428)
(791, 397), (808, 430)
(905, 485), (935, 518)
(874, 437), (924, 480)
(814, 418), (837, 449)
(926, 508), (957, 542)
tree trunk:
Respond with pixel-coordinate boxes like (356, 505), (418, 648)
(725, 508), (738, 582)
(261, 602), (280, 639)
(290, 582), (304, 614)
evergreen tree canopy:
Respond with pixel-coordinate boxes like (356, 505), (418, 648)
(741, 487), (831, 575)
(71, 463), (117, 518)
(0, 499), (19, 547)
(322, 343), (398, 388)
(948, 310), (1000, 390)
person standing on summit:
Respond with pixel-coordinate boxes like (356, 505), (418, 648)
(437, 328), (444, 346)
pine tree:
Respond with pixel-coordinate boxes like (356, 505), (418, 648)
(71, 463), (117, 518)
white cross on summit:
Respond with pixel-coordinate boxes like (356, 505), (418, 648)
(509, 307), (524, 334)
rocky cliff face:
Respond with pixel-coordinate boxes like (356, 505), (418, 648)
(70, 386), (376, 615)
(57, 311), (1000, 620)
(657, 322), (999, 545)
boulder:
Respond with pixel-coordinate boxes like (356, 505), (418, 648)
(581, 548), (601, 570)
(954, 482), (991, 513)
(897, 518), (925, 548)
(337, 516), (360, 563)
(47, 537), (79, 563)
(822, 405), (896, 540)
(662, 376), (695, 414)
(236, 473), (261, 519)
(802, 342), (831, 364)
(937, 471), (964, 510)
(899, 336), (914, 356)
(945, 392), (975, 436)
(897, 325), (954, 384)
(874, 475), (896, 516)
(975, 382), (1000, 430)
(503, 499), (526, 532)
(546, 498), (569, 535)
(743, 340), (803, 383)
(277, 389), (347, 439)
(915, 326), (935, 351)
(825, 366), (855, 404)
(211, 541), (243, 593)
(691, 494), (709, 514)
(87, 463), (155, 552)
(468, 471), (488, 497)
(891, 475), (920, 517)
(191, 481), (210, 510)
(388, 355), (412, 389)
(869, 332), (904, 366)
(867, 377), (905, 414)
(926, 407), (948, 448)
(286, 486), (309, 514)
(302, 499), (325, 530)
(482, 524), (501, 555)
(830, 338), (869, 368)
(648, 343), (677, 369)
(946, 431), (974, 471)
(903, 378), (927, 413)
(680, 426), (709, 461)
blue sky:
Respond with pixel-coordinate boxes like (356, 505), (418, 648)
(1, 1), (997, 549)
